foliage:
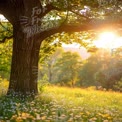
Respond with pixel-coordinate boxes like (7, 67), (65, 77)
(0, 22), (12, 79)
(42, 0), (122, 26)
(38, 74), (50, 93)
(39, 48), (122, 91)
(39, 47), (64, 83)
(113, 78), (122, 92)
(39, 31), (97, 64)
(39, 37), (63, 64)
(0, 76), (9, 95)
(95, 48), (122, 90)
(78, 48), (122, 90)
(0, 22), (13, 41)
(0, 39), (12, 79)
(0, 85), (122, 121)
(54, 51), (82, 86)
(79, 49), (108, 86)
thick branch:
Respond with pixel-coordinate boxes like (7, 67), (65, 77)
(37, 20), (122, 41)
(0, 35), (13, 43)
(39, 24), (91, 40)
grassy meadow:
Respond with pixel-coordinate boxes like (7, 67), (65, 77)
(0, 81), (122, 122)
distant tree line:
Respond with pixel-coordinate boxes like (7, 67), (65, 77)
(39, 47), (122, 92)
(0, 40), (122, 92)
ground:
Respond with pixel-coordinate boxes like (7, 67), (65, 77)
(0, 82), (122, 121)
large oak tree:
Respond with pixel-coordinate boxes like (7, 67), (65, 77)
(0, 0), (121, 96)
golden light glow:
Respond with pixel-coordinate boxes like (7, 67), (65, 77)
(94, 32), (122, 49)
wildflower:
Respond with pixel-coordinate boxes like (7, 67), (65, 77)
(10, 115), (17, 120)
(86, 111), (90, 115)
(103, 120), (109, 122)
(36, 114), (41, 120)
(69, 113), (73, 116)
(45, 120), (51, 122)
(47, 117), (53, 120)
(89, 117), (97, 122)
(61, 114), (66, 117)
(16, 117), (23, 122)
(21, 112), (29, 117)
(102, 114), (109, 118)
(67, 118), (73, 122)
(52, 112), (56, 115)
(41, 116), (47, 120)
(6, 120), (11, 122)
(77, 114), (82, 118)
(80, 112), (84, 115)
(107, 116), (112, 120)
(98, 113), (102, 116)
(92, 117), (97, 121)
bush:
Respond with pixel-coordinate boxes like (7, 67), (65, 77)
(38, 74), (50, 93)
(113, 78), (122, 92)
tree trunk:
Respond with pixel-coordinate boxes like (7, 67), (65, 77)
(8, 24), (42, 96)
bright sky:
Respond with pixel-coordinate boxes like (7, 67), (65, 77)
(63, 31), (122, 50)
(62, 43), (80, 48)
(94, 32), (122, 49)
(0, 14), (8, 22)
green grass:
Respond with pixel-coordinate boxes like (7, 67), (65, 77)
(0, 84), (122, 122)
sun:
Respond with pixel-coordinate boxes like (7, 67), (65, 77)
(94, 31), (122, 49)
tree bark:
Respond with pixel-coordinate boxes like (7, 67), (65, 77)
(8, 24), (42, 96)
(3, 0), (43, 97)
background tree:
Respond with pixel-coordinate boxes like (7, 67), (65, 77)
(0, 0), (121, 96)
(54, 51), (82, 86)
(95, 48), (122, 90)
(78, 48), (122, 88)
(78, 49), (109, 86)
(39, 47), (63, 83)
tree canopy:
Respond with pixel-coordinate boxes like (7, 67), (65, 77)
(0, 0), (122, 42)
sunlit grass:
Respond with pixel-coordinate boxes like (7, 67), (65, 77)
(45, 86), (122, 109)
(0, 85), (122, 122)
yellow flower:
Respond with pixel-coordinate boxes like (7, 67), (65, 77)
(86, 111), (90, 115)
(107, 116), (112, 120)
(98, 113), (102, 116)
(21, 112), (29, 117)
(41, 116), (47, 120)
(102, 114), (109, 118)
(10, 115), (17, 120)
(80, 112), (84, 115)
(90, 117), (97, 121)
(67, 119), (73, 122)
(16, 117), (23, 122)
